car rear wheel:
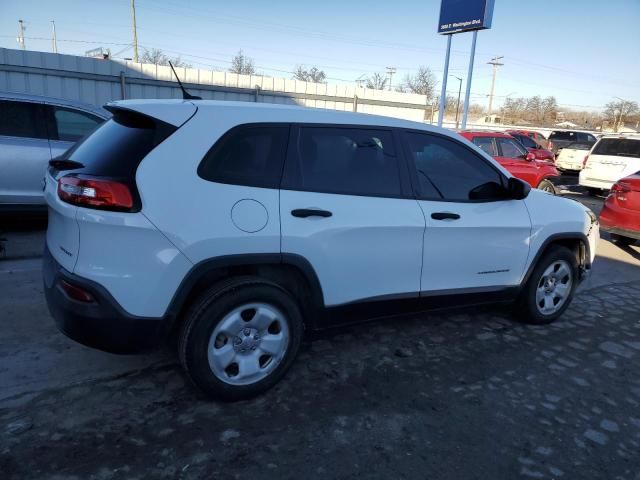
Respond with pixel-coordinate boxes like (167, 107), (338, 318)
(585, 187), (601, 196)
(610, 233), (636, 247)
(179, 277), (304, 401)
(515, 246), (578, 324)
(537, 179), (556, 195)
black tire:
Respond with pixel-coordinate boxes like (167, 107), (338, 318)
(515, 246), (579, 325)
(610, 233), (636, 247)
(537, 179), (556, 195)
(585, 187), (601, 196)
(179, 276), (304, 401)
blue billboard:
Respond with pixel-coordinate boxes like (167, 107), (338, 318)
(438, 0), (495, 35)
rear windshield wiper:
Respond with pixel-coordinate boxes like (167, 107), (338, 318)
(49, 159), (85, 170)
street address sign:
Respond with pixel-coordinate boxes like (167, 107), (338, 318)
(438, 0), (495, 34)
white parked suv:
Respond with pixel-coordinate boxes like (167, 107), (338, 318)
(44, 100), (598, 400)
(579, 134), (640, 194)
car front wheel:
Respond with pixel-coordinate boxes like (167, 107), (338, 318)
(515, 246), (578, 324)
(537, 179), (557, 195)
(179, 277), (304, 401)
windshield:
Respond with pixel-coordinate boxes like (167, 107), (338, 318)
(592, 138), (640, 158)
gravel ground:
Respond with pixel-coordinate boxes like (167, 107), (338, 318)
(2, 281), (639, 480)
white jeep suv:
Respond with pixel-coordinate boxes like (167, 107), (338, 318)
(44, 100), (598, 400)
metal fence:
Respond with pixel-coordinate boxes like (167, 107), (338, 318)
(0, 48), (433, 122)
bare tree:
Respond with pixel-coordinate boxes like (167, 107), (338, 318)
(229, 49), (256, 75)
(397, 66), (437, 101)
(541, 96), (558, 124)
(365, 72), (388, 90)
(604, 99), (639, 132)
(292, 65), (326, 83)
(140, 48), (191, 68)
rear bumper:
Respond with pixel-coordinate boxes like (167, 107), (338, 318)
(578, 175), (614, 190)
(43, 245), (166, 354)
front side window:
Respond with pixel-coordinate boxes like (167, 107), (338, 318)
(472, 136), (498, 156)
(282, 127), (401, 197)
(53, 107), (103, 142)
(497, 137), (528, 158)
(406, 132), (503, 201)
(199, 125), (290, 189)
(576, 132), (597, 144)
(0, 100), (47, 139)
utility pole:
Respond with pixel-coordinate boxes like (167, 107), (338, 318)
(51, 20), (58, 53)
(486, 55), (504, 117)
(386, 66), (396, 91)
(131, 0), (139, 62)
(17, 20), (26, 50)
(451, 75), (463, 129)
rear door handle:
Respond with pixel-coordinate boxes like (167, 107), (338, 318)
(431, 212), (460, 221)
(291, 208), (332, 218)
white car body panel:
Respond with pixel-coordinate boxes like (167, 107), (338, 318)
(579, 136), (640, 190)
(523, 189), (596, 269)
(44, 172), (80, 272)
(280, 191), (425, 306)
(555, 147), (590, 171)
(73, 207), (193, 317)
(417, 199), (531, 291)
(44, 99), (598, 320)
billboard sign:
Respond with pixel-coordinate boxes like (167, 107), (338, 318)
(438, 0), (495, 35)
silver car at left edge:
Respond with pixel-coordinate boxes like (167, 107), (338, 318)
(0, 92), (109, 212)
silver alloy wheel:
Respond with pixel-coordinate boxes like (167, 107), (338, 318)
(539, 182), (556, 194)
(207, 302), (290, 386)
(535, 260), (573, 315)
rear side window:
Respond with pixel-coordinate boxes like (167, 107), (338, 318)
(61, 110), (176, 177)
(472, 136), (498, 156)
(0, 100), (47, 139)
(592, 139), (640, 159)
(198, 125), (289, 189)
(406, 132), (503, 201)
(576, 132), (597, 144)
(496, 137), (527, 158)
(549, 131), (577, 141)
(282, 127), (401, 197)
(513, 134), (537, 149)
(52, 107), (103, 142)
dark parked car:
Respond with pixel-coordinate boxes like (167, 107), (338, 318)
(548, 130), (597, 155)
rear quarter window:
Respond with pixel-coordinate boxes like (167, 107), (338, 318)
(60, 110), (176, 177)
(198, 124), (290, 189)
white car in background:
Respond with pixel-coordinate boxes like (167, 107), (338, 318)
(555, 142), (593, 171)
(579, 134), (640, 194)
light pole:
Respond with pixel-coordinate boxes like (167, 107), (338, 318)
(451, 75), (462, 129)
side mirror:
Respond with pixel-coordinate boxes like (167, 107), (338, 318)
(508, 177), (531, 200)
(524, 152), (536, 161)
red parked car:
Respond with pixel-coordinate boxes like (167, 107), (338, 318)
(508, 129), (552, 151)
(460, 131), (560, 194)
(506, 131), (555, 162)
(599, 172), (640, 247)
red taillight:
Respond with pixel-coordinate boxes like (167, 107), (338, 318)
(611, 182), (630, 200)
(60, 279), (94, 303)
(58, 175), (135, 211)
(582, 155), (589, 167)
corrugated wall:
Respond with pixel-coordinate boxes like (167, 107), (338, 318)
(0, 48), (430, 122)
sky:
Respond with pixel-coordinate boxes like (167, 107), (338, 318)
(1, 0), (639, 112)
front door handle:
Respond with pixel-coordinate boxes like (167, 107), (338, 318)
(291, 208), (332, 218)
(431, 212), (460, 221)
